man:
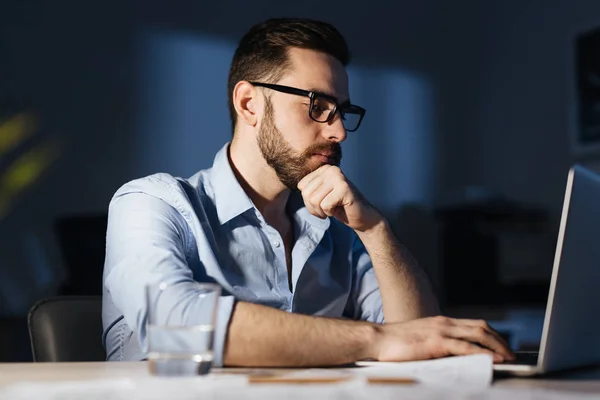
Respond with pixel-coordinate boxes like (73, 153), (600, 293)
(102, 18), (514, 367)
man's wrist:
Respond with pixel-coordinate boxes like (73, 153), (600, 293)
(354, 321), (381, 361)
(355, 216), (391, 244)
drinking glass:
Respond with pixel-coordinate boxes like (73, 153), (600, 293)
(145, 281), (221, 376)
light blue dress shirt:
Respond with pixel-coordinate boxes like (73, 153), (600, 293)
(102, 143), (384, 366)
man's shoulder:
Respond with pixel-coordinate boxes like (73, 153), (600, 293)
(111, 170), (212, 206)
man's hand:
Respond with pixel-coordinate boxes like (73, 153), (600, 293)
(367, 316), (515, 363)
(297, 165), (381, 232)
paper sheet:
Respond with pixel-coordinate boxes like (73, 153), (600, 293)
(353, 354), (494, 388)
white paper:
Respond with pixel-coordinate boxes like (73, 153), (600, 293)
(353, 354), (494, 388)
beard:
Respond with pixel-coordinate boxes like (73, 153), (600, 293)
(257, 98), (342, 190)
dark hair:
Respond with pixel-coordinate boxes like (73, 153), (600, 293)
(227, 18), (350, 133)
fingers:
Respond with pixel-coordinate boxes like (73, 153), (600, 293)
(297, 165), (331, 191)
(446, 325), (512, 361)
(320, 186), (346, 216)
(300, 173), (331, 218)
(298, 166), (348, 219)
(303, 185), (348, 219)
(434, 317), (514, 361)
(443, 338), (504, 363)
(305, 184), (335, 218)
(300, 174), (326, 200)
(377, 317), (513, 364)
(459, 319), (513, 352)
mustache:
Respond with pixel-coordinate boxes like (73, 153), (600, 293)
(305, 142), (342, 160)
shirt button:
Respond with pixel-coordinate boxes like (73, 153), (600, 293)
(273, 240), (281, 248)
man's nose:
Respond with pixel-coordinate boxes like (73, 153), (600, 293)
(323, 113), (347, 143)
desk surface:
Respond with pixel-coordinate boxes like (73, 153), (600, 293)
(1, 362), (600, 394)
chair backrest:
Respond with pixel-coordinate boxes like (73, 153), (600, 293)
(27, 296), (105, 362)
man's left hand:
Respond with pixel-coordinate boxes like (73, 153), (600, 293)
(297, 165), (383, 232)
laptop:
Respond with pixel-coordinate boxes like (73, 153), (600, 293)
(494, 164), (600, 376)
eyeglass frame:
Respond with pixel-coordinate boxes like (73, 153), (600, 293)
(249, 81), (366, 132)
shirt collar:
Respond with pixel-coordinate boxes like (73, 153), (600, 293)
(210, 143), (331, 231)
(210, 143), (255, 225)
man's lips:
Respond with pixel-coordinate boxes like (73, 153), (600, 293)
(312, 153), (338, 164)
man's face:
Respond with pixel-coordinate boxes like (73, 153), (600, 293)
(257, 47), (350, 190)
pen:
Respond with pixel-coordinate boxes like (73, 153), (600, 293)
(247, 375), (417, 385)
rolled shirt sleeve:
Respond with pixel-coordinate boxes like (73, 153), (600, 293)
(104, 190), (235, 367)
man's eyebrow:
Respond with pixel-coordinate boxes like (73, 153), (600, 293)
(307, 87), (350, 105)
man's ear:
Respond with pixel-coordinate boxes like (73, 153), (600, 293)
(232, 81), (259, 127)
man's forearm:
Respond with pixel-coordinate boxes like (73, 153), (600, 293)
(223, 301), (376, 367)
(356, 219), (440, 323)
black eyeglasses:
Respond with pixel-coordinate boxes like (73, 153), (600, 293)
(249, 82), (366, 132)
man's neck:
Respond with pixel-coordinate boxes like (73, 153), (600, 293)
(228, 138), (290, 224)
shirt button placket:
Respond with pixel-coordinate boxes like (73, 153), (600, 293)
(266, 230), (287, 293)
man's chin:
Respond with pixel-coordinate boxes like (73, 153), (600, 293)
(307, 159), (331, 172)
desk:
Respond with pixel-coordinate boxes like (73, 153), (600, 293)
(0, 362), (146, 388)
(1, 362), (600, 395)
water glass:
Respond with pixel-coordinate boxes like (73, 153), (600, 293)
(145, 281), (221, 376)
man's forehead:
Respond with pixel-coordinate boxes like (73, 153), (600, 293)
(281, 48), (350, 102)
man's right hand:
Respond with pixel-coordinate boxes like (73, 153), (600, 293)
(366, 316), (515, 363)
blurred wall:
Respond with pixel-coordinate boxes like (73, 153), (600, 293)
(2, 0), (599, 317)
(0, 1), (136, 315)
(460, 0), (600, 216)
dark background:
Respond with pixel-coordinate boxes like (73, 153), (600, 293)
(2, 0), (600, 361)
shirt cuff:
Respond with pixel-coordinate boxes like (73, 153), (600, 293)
(213, 295), (236, 367)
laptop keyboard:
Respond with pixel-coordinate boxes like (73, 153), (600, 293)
(504, 352), (539, 366)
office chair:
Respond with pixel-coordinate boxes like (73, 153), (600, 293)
(27, 296), (106, 362)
